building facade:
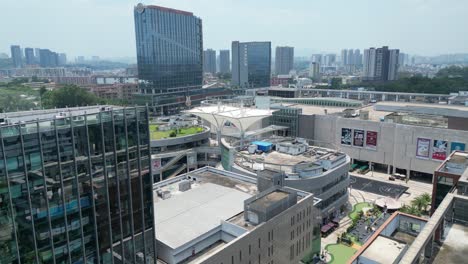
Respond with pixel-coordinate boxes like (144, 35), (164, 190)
(275, 46), (294, 75)
(24, 48), (35, 65)
(219, 49), (230, 74)
(39, 49), (59, 68)
(134, 3), (203, 115)
(363, 46), (399, 81)
(10, 45), (22, 68)
(203, 49), (216, 74)
(232, 41), (271, 88)
(0, 106), (156, 263)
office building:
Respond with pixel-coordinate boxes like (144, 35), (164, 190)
(0, 106), (156, 263)
(363, 46), (399, 81)
(309, 62), (321, 81)
(203, 49), (216, 74)
(347, 49), (354, 65)
(341, 49), (348, 66)
(58, 53), (67, 66)
(219, 49), (230, 74)
(275, 46), (294, 75)
(354, 49), (361, 66)
(232, 41), (271, 88)
(24, 47), (35, 65)
(323, 54), (336, 66)
(10, 45), (22, 68)
(39, 49), (59, 67)
(134, 3), (203, 114)
(34, 48), (41, 63)
(153, 166), (322, 263)
(311, 54), (322, 64)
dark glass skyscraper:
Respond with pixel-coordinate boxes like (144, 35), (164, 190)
(232, 41), (271, 88)
(134, 3), (203, 115)
(10, 45), (22, 68)
(0, 106), (156, 263)
(219, 50), (230, 74)
(25, 48), (35, 65)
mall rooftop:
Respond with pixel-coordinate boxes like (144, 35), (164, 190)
(234, 136), (347, 175)
(0, 105), (125, 124)
(152, 166), (319, 263)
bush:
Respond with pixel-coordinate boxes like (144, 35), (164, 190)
(169, 131), (177, 137)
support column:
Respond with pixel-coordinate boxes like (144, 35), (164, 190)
(346, 92), (350, 99)
(406, 169), (411, 181)
(387, 165), (391, 174)
(392, 166), (396, 174)
(382, 94), (386, 101)
(424, 238), (433, 258)
(396, 95), (399, 101)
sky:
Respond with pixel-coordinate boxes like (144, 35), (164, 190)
(1, 0), (467, 59)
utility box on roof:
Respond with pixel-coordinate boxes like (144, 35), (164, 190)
(251, 141), (273, 152)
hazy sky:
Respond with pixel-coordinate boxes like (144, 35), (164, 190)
(1, 0), (467, 59)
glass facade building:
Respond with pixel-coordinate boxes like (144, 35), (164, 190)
(0, 106), (156, 263)
(133, 4), (203, 115)
(232, 41), (271, 88)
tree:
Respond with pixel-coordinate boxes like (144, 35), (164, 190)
(400, 204), (422, 217)
(330, 78), (342, 89)
(42, 85), (102, 109)
(411, 196), (427, 212)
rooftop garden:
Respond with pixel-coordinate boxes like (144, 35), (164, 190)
(325, 244), (357, 264)
(149, 124), (204, 140)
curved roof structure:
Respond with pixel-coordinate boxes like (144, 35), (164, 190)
(185, 105), (273, 132)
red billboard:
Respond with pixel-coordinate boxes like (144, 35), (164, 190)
(366, 131), (378, 149)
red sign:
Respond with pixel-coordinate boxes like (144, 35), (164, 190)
(366, 131), (378, 149)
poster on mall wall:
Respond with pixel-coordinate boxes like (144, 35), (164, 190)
(416, 138), (431, 159)
(432, 140), (448, 160)
(353, 129), (365, 147)
(341, 128), (352, 145)
(366, 131), (378, 149)
(450, 142), (466, 152)
(152, 158), (161, 170)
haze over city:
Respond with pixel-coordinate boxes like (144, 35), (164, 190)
(2, 0), (468, 264)
(1, 0), (468, 58)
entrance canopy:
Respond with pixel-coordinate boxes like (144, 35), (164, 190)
(185, 105), (273, 133)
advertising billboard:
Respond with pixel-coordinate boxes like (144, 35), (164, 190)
(450, 142), (466, 152)
(432, 140), (448, 160)
(353, 129), (365, 147)
(366, 131), (378, 149)
(341, 128), (352, 145)
(416, 138), (431, 159)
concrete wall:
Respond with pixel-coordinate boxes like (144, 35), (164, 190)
(198, 194), (320, 264)
(298, 114), (315, 139)
(313, 115), (468, 175)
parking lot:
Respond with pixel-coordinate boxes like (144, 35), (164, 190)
(350, 175), (409, 198)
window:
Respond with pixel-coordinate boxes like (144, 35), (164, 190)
(249, 244), (251, 255)
(231, 256), (234, 264)
(290, 244), (294, 260)
(239, 250), (242, 261)
(258, 238), (261, 248)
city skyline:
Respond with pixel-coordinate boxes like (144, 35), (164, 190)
(1, 0), (468, 58)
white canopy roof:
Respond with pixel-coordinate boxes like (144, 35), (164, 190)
(185, 105), (273, 132)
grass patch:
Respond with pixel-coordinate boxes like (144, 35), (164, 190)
(149, 124), (203, 140)
(325, 244), (357, 264)
(348, 202), (371, 220)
